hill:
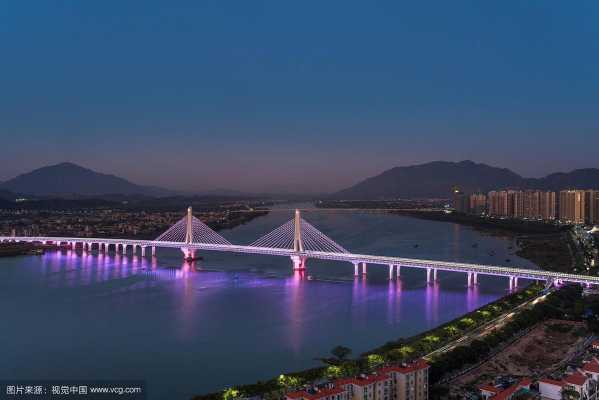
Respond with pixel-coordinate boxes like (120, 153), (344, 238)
(333, 161), (522, 199)
(333, 161), (599, 199)
(525, 169), (599, 191)
(0, 163), (174, 197)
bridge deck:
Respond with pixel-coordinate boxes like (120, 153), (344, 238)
(1, 235), (596, 285)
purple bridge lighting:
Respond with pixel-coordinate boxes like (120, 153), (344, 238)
(0, 207), (595, 290)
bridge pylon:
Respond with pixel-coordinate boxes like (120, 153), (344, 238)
(292, 209), (307, 271)
(181, 206), (196, 261)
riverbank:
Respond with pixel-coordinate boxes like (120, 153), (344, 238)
(0, 242), (47, 257)
(210, 209), (269, 231)
(314, 202), (576, 273)
(191, 284), (545, 400)
(384, 209), (575, 273)
(190, 207), (581, 399)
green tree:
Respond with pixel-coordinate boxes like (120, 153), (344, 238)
(366, 354), (384, 370)
(325, 365), (343, 379)
(561, 387), (580, 400)
(223, 388), (239, 400)
(277, 374), (300, 389)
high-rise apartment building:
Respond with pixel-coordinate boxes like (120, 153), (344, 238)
(584, 190), (599, 224)
(539, 191), (557, 220)
(512, 190), (524, 218)
(452, 188), (469, 213)
(469, 193), (487, 215)
(559, 190), (587, 224)
(487, 190), (556, 220)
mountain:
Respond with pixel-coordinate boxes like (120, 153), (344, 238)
(0, 163), (175, 197)
(525, 169), (599, 191)
(333, 161), (599, 199)
(0, 189), (17, 201)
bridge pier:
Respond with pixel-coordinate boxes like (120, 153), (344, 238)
(514, 277), (519, 288)
(396, 265), (401, 279)
(361, 262), (367, 275)
(151, 246), (156, 257)
(353, 262), (359, 277)
(291, 255), (307, 271)
(508, 276), (514, 290)
(122, 244), (127, 255)
(473, 272), (478, 285)
(141, 246), (146, 257)
(427, 268), (432, 284)
(433, 268), (438, 282)
(467, 272), (473, 287)
(388, 264), (394, 280)
(181, 247), (196, 261)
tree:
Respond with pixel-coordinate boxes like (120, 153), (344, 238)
(325, 366), (342, 379)
(277, 374), (300, 389)
(331, 345), (352, 361)
(223, 388), (239, 400)
(366, 354), (384, 370)
(561, 387), (580, 400)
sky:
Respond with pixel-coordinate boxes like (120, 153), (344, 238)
(1, 1), (598, 193)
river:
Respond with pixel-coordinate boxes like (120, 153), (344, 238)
(0, 206), (537, 399)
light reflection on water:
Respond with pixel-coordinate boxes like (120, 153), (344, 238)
(0, 209), (537, 400)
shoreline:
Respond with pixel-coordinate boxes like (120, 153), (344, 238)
(189, 207), (579, 399)
(389, 209), (574, 273)
(0, 242), (50, 257)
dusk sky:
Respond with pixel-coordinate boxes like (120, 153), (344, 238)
(2, 1), (598, 193)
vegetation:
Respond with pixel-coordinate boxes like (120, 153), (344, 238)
(192, 284), (546, 400)
(365, 284), (544, 361)
(428, 285), (586, 385)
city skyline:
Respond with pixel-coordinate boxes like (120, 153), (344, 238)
(2, 2), (599, 193)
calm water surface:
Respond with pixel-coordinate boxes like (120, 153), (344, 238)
(0, 208), (537, 399)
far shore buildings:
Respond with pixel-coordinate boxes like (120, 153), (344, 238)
(286, 359), (429, 400)
(454, 188), (599, 225)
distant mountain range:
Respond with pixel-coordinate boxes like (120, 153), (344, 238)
(2, 160), (598, 201)
(333, 160), (599, 199)
(0, 163), (176, 198)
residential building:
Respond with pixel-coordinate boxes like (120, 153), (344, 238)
(586, 190), (599, 224)
(512, 190), (524, 218)
(582, 358), (599, 381)
(487, 190), (556, 220)
(288, 360), (429, 400)
(478, 378), (532, 400)
(469, 193), (487, 215)
(379, 359), (429, 400)
(538, 372), (594, 400)
(539, 191), (557, 220)
(488, 191), (510, 217)
(560, 190), (587, 224)
(346, 373), (391, 400)
(452, 188), (469, 213)
(286, 386), (349, 400)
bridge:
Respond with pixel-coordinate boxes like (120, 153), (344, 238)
(1, 207), (596, 289)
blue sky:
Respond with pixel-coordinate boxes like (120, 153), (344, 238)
(1, 1), (598, 193)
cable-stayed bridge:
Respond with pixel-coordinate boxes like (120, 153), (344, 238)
(1, 207), (596, 289)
